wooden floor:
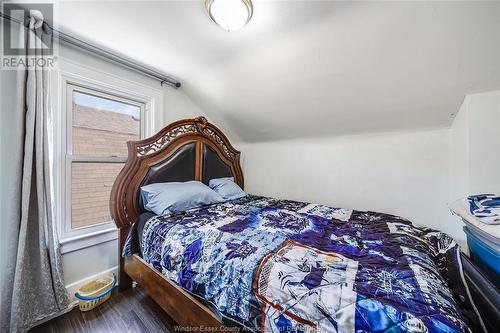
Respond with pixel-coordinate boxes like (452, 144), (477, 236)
(30, 287), (176, 333)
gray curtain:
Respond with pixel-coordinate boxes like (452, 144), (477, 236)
(1, 13), (70, 333)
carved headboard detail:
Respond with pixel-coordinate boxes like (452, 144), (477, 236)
(110, 116), (243, 229)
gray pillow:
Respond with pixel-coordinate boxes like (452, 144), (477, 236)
(209, 177), (247, 200)
(140, 181), (224, 216)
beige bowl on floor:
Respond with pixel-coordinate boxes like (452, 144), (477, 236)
(75, 274), (116, 312)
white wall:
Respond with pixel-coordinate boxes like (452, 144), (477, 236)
(450, 90), (500, 199)
(449, 90), (500, 243)
(467, 91), (500, 194)
(236, 128), (462, 244)
(62, 241), (119, 298)
(450, 100), (470, 203)
(164, 87), (205, 124)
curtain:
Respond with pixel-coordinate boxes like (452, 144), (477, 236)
(1, 12), (70, 333)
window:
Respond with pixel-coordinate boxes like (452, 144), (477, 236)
(53, 59), (162, 252)
(64, 84), (144, 235)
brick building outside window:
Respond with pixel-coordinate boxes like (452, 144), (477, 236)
(67, 86), (143, 230)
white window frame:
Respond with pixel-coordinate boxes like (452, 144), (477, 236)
(52, 57), (163, 254)
(65, 84), (145, 234)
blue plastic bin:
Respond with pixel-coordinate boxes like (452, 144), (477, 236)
(463, 226), (500, 286)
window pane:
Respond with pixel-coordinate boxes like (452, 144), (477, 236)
(72, 90), (141, 157)
(71, 162), (124, 229)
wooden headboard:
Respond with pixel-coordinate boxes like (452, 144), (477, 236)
(110, 116), (243, 230)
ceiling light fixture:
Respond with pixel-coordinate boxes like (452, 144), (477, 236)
(205, 0), (253, 32)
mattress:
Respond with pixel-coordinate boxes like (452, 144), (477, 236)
(125, 195), (483, 332)
(124, 211), (155, 256)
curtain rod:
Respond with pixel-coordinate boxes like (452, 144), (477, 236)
(0, 12), (181, 88)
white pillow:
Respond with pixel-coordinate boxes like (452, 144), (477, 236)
(141, 181), (224, 215)
(208, 177), (247, 200)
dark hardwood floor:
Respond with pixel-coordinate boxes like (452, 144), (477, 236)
(30, 287), (176, 333)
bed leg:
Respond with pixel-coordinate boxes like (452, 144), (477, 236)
(118, 257), (133, 292)
(118, 226), (133, 292)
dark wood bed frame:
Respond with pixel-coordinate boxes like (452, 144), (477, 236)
(110, 116), (243, 328)
(110, 116), (498, 332)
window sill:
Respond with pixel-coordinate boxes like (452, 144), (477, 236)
(60, 227), (118, 254)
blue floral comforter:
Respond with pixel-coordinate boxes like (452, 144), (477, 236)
(128, 195), (479, 332)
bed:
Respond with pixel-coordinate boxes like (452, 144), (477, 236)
(110, 116), (490, 332)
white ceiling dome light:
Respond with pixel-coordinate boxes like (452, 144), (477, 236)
(205, 0), (253, 32)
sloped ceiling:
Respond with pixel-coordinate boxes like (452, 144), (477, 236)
(57, 1), (500, 142)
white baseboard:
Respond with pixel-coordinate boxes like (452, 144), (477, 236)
(65, 265), (119, 304)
